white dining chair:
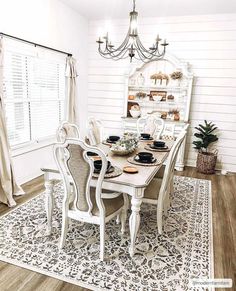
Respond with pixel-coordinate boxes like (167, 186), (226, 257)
(161, 123), (176, 140)
(137, 115), (164, 139)
(54, 138), (128, 261)
(56, 121), (80, 142)
(143, 129), (187, 234)
(87, 117), (105, 145)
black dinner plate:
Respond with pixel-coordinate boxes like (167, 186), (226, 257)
(106, 139), (118, 144)
(134, 156), (157, 164)
(149, 144), (168, 150)
(139, 137), (154, 141)
(94, 165), (114, 174)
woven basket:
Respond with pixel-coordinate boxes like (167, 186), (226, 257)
(196, 152), (217, 174)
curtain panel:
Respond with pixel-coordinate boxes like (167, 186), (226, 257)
(65, 56), (78, 124)
(0, 38), (25, 207)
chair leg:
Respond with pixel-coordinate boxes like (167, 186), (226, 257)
(100, 219), (105, 261)
(116, 214), (120, 224)
(59, 205), (69, 249)
(157, 200), (163, 235)
(120, 193), (129, 234)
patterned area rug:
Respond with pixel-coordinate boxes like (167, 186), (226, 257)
(0, 176), (213, 291)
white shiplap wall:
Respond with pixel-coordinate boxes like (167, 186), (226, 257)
(88, 13), (236, 172)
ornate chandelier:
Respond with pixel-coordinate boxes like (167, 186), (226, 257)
(96, 0), (168, 62)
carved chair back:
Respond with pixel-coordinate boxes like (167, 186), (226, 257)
(158, 130), (187, 204)
(54, 138), (107, 217)
(137, 115), (164, 139)
(87, 117), (104, 145)
(56, 121), (80, 142)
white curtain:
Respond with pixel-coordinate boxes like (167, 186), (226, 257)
(0, 38), (25, 207)
(65, 56), (78, 124)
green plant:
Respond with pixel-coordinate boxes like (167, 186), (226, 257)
(193, 120), (218, 153)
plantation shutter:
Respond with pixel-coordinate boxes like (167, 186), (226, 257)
(3, 39), (66, 147)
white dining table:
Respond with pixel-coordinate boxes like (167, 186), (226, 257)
(41, 140), (172, 257)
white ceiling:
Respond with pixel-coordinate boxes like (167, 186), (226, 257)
(61, 0), (236, 20)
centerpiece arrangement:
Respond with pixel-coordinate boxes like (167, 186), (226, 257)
(110, 133), (139, 156)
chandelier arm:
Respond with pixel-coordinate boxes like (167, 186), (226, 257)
(98, 43), (131, 60)
(135, 36), (162, 56)
(135, 48), (156, 61)
(105, 29), (131, 54)
(133, 41), (157, 59)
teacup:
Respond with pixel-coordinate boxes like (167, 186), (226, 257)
(153, 140), (165, 148)
(140, 133), (151, 139)
(138, 152), (153, 162)
(94, 160), (111, 171)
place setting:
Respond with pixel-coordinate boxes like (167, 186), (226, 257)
(102, 135), (120, 146)
(144, 140), (171, 152)
(92, 159), (123, 178)
(127, 151), (162, 166)
(139, 133), (154, 141)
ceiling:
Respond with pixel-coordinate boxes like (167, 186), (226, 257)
(61, 0), (236, 20)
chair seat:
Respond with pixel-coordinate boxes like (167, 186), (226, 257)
(70, 189), (124, 217)
(91, 188), (124, 217)
(144, 178), (162, 200)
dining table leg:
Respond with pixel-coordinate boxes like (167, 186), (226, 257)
(129, 188), (144, 257)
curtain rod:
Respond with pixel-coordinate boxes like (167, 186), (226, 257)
(0, 32), (72, 57)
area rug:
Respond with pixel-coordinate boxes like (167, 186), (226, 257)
(0, 176), (213, 291)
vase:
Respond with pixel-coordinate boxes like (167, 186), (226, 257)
(171, 79), (181, 87)
(137, 73), (145, 86)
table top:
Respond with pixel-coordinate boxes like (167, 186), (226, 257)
(41, 140), (173, 189)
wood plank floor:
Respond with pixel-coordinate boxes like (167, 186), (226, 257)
(0, 167), (235, 291)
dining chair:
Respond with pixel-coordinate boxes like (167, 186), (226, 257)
(56, 121), (80, 142)
(54, 138), (128, 261)
(137, 115), (164, 139)
(143, 129), (187, 234)
(87, 117), (105, 145)
(161, 123), (176, 140)
(155, 123), (189, 179)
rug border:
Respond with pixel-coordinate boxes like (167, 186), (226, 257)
(0, 255), (103, 291)
(0, 176), (215, 291)
(208, 180), (215, 291)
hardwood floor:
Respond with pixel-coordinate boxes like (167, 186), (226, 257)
(0, 167), (235, 291)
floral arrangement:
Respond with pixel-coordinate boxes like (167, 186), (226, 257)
(150, 72), (169, 85)
(170, 71), (183, 80)
(136, 91), (146, 99)
(111, 133), (139, 155)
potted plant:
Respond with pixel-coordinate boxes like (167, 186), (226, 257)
(193, 120), (218, 174)
(170, 70), (183, 86)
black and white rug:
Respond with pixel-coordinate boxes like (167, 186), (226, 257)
(0, 176), (213, 290)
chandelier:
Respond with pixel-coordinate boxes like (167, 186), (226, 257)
(96, 0), (168, 62)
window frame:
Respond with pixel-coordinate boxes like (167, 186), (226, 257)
(2, 39), (67, 153)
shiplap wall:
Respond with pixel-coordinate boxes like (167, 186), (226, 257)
(88, 13), (236, 172)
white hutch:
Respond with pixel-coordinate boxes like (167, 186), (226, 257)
(122, 53), (193, 171)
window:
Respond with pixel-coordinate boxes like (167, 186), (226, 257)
(3, 39), (66, 147)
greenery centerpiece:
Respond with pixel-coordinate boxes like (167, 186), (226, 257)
(193, 120), (218, 174)
(111, 133), (139, 156)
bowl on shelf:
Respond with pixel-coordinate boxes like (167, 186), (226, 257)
(129, 110), (141, 118)
(153, 95), (162, 102)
